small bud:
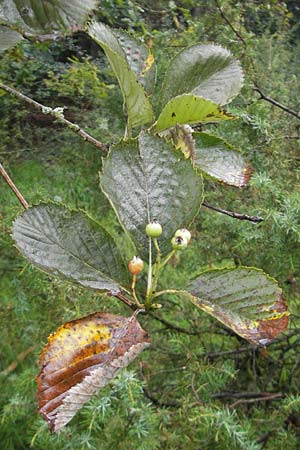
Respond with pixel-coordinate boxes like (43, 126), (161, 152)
(145, 220), (163, 238)
(174, 228), (191, 243)
(128, 256), (144, 275)
(171, 235), (188, 250)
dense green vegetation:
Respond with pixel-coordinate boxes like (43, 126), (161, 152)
(1, 1), (300, 448)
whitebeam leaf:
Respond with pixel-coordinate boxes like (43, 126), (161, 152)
(87, 21), (154, 129)
(100, 131), (204, 257)
(187, 267), (289, 345)
(113, 29), (156, 94)
(13, 203), (130, 293)
(160, 44), (243, 108)
(194, 132), (252, 187)
(37, 312), (151, 432)
(0, 0), (98, 51)
(153, 95), (234, 133)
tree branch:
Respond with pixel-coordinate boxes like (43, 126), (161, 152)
(214, 0), (247, 46)
(113, 292), (136, 310)
(0, 163), (29, 209)
(0, 82), (109, 153)
(202, 201), (264, 223)
(0, 345), (34, 377)
(254, 86), (300, 120)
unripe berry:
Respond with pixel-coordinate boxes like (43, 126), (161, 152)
(174, 228), (191, 243)
(171, 235), (188, 250)
(145, 220), (162, 238)
(128, 256), (144, 275)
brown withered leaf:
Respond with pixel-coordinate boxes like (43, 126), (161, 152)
(37, 312), (151, 432)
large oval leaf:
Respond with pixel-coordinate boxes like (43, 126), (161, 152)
(100, 131), (204, 257)
(187, 267), (289, 345)
(160, 44), (243, 108)
(153, 95), (234, 133)
(194, 132), (252, 187)
(87, 21), (154, 129)
(13, 203), (130, 293)
(37, 312), (151, 432)
(0, 0), (98, 51)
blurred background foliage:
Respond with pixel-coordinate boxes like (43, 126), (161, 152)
(1, 1), (300, 449)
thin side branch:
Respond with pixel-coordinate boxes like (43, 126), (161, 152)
(113, 292), (136, 309)
(202, 201), (264, 223)
(230, 393), (283, 408)
(0, 163), (29, 208)
(254, 87), (300, 120)
(214, 0), (247, 46)
(0, 82), (109, 153)
(0, 346), (34, 377)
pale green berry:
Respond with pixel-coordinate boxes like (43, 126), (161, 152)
(171, 235), (188, 250)
(174, 228), (191, 243)
(146, 220), (162, 238)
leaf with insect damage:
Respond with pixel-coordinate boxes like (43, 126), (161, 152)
(37, 312), (151, 432)
(187, 267), (289, 345)
(152, 95), (234, 133)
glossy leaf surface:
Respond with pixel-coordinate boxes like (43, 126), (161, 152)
(37, 312), (151, 432)
(87, 21), (154, 129)
(194, 132), (252, 187)
(153, 95), (233, 133)
(188, 267), (289, 345)
(160, 44), (243, 108)
(13, 203), (129, 293)
(100, 132), (203, 257)
(0, 0), (98, 51)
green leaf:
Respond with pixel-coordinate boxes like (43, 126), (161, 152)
(160, 44), (243, 108)
(100, 131), (204, 257)
(153, 95), (233, 133)
(187, 267), (289, 345)
(13, 203), (130, 293)
(194, 132), (252, 187)
(114, 29), (156, 94)
(87, 21), (154, 129)
(0, 0), (98, 51)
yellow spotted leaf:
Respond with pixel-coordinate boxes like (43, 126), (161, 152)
(37, 312), (151, 432)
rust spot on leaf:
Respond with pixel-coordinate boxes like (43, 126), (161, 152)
(36, 312), (151, 432)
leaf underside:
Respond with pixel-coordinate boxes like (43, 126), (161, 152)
(160, 43), (244, 108)
(188, 267), (289, 345)
(113, 29), (156, 94)
(0, 0), (98, 51)
(100, 131), (204, 258)
(153, 95), (234, 133)
(37, 312), (151, 432)
(87, 21), (154, 129)
(159, 124), (195, 161)
(194, 132), (252, 187)
(13, 203), (129, 293)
